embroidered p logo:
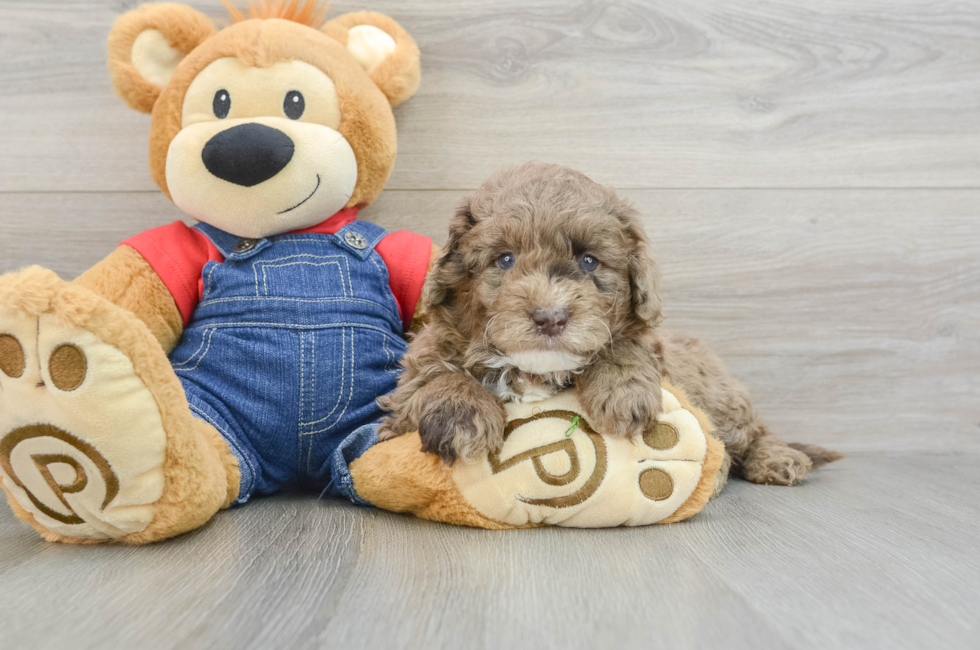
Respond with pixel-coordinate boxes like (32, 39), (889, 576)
(488, 410), (608, 508)
(0, 424), (119, 525)
(453, 389), (714, 527)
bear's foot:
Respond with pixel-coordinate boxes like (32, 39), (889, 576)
(0, 267), (237, 543)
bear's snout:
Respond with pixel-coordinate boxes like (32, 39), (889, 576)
(202, 123), (295, 187)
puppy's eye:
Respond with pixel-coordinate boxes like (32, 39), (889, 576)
(580, 254), (599, 272)
(213, 89), (231, 119)
(497, 252), (515, 270)
(284, 90), (305, 119)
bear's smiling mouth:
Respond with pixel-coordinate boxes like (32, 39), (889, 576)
(277, 174), (321, 215)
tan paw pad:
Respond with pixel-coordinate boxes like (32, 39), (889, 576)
(453, 388), (712, 527)
(0, 334), (26, 378)
(0, 314), (167, 539)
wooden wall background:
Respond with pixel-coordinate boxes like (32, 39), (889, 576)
(3, 0), (976, 454)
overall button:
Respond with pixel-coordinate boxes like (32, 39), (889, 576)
(233, 238), (258, 253)
(344, 231), (368, 250)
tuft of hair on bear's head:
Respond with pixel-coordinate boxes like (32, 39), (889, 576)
(220, 0), (331, 29)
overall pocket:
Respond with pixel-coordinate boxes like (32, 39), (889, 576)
(170, 328), (217, 373)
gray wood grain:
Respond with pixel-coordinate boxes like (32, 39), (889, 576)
(1, 1), (979, 192)
(3, 189), (977, 453)
(1, 453), (978, 650)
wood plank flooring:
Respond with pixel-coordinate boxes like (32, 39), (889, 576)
(0, 1), (978, 648)
(1, 453), (978, 650)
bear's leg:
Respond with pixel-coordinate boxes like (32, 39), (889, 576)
(0, 267), (238, 543)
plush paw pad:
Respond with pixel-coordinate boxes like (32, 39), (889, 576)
(452, 388), (712, 527)
(0, 308), (167, 540)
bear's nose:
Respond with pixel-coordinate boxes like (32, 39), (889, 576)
(202, 123), (295, 187)
(532, 308), (569, 337)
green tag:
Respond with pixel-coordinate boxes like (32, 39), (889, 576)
(565, 415), (581, 437)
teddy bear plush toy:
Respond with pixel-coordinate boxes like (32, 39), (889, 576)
(0, 1), (723, 543)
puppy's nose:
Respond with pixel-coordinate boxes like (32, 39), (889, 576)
(532, 308), (569, 337)
(202, 123), (295, 187)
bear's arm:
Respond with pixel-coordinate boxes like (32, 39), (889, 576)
(74, 246), (183, 354)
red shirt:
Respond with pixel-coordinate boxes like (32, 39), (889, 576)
(121, 208), (431, 331)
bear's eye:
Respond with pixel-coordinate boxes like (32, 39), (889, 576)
(497, 252), (515, 270)
(212, 89), (231, 119)
(579, 255), (599, 272)
(284, 91), (305, 120)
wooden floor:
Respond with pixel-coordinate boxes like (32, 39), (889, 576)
(1, 1), (978, 648)
(2, 453), (979, 649)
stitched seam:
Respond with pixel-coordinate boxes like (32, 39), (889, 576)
(367, 251), (405, 328)
(202, 262), (220, 302)
(299, 332), (308, 469)
(169, 329), (209, 367)
(249, 254), (348, 297)
(260, 261), (346, 298)
(195, 296), (399, 322)
(382, 333), (391, 371)
(189, 403), (257, 497)
(306, 331), (317, 474)
(186, 322), (397, 334)
(266, 237), (348, 244)
(172, 329), (215, 372)
(382, 335), (400, 375)
(253, 253), (349, 264)
(301, 327), (346, 429)
(302, 327), (354, 435)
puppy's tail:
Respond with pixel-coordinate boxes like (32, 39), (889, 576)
(787, 442), (845, 469)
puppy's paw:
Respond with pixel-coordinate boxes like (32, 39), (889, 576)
(741, 443), (813, 486)
(418, 395), (505, 465)
(376, 419), (403, 442)
(580, 382), (662, 439)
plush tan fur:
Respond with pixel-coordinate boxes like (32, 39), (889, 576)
(658, 382), (724, 524)
(108, 3), (217, 114)
(353, 382), (722, 529)
(324, 12), (421, 106)
(74, 246), (184, 354)
(108, 3), (420, 208)
(349, 431), (534, 530)
(0, 267), (239, 544)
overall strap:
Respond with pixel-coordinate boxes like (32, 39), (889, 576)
(194, 223), (272, 261)
(334, 220), (389, 260)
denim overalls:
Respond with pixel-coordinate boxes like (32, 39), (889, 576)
(168, 220), (407, 505)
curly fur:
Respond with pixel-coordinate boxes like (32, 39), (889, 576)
(381, 162), (842, 488)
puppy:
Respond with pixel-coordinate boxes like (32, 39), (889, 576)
(379, 162), (841, 491)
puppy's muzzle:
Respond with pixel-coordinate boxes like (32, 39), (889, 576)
(202, 123), (295, 187)
(532, 308), (569, 337)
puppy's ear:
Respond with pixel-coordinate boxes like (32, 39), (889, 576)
(107, 4), (216, 113)
(323, 12), (421, 106)
(618, 209), (663, 328)
(629, 236), (664, 327)
(426, 198), (476, 307)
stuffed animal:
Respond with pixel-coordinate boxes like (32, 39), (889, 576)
(351, 383), (724, 528)
(0, 1), (434, 543)
(0, 1), (721, 544)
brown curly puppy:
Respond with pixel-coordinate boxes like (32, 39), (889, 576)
(379, 162), (841, 491)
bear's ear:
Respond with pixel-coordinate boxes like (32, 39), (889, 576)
(323, 12), (421, 106)
(107, 4), (216, 113)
